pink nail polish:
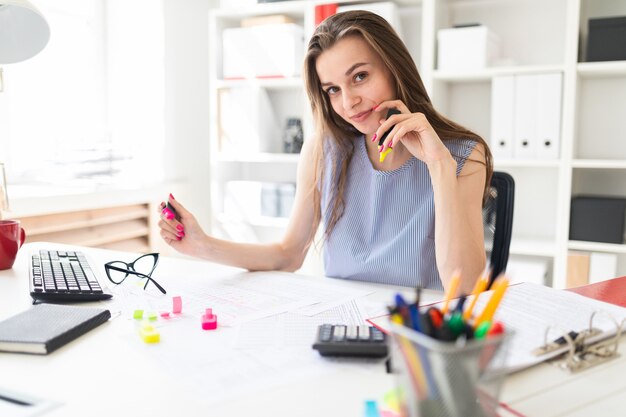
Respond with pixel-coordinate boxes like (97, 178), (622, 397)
(169, 193), (175, 200)
(176, 224), (184, 232)
(176, 236), (182, 241)
(389, 140), (393, 148)
(379, 145), (384, 152)
(372, 133), (377, 142)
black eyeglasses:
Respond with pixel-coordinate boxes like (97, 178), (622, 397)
(104, 253), (167, 294)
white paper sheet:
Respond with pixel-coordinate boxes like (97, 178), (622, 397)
(105, 271), (388, 406)
(127, 298), (385, 407)
(102, 271), (374, 326)
(235, 299), (368, 348)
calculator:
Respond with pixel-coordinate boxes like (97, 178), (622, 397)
(312, 324), (388, 358)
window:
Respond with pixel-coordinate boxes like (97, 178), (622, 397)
(0, 0), (164, 189)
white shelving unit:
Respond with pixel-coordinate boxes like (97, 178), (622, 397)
(208, 0), (626, 286)
(208, 0), (422, 244)
(426, 0), (626, 288)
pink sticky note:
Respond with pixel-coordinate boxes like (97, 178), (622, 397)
(201, 308), (217, 330)
(172, 296), (182, 314)
(160, 312), (171, 319)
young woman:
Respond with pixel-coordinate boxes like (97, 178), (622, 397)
(158, 10), (492, 293)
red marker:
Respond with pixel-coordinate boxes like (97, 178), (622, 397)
(487, 321), (504, 337)
(428, 307), (443, 328)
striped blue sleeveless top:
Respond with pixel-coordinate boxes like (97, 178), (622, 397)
(321, 136), (477, 290)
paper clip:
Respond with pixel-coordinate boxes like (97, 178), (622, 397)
(534, 311), (623, 373)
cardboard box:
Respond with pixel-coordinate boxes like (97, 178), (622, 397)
(567, 251), (590, 288)
(222, 23), (304, 79)
(437, 25), (500, 71)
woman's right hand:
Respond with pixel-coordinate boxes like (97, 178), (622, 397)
(157, 194), (207, 258)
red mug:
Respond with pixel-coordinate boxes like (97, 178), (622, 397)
(0, 220), (26, 270)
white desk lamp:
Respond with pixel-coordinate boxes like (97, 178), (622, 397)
(0, 0), (49, 217)
(0, 0), (50, 90)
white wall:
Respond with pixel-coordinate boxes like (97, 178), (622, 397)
(161, 0), (217, 237)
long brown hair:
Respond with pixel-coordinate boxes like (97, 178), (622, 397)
(303, 10), (493, 242)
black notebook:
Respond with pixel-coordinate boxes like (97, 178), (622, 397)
(0, 304), (111, 355)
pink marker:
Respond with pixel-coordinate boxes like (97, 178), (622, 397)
(201, 308), (218, 330)
(172, 296), (182, 314)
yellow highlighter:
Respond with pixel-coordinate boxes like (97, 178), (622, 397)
(463, 271), (490, 321)
(474, 276), (509, 329)
(379, 148), (392, 162)
(378, 108), (401, 162)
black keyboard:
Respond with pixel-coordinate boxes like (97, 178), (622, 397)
(29, 250), (113, 302)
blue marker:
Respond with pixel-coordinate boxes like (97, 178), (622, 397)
(409, 304), (421, 332)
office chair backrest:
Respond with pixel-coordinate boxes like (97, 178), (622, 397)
(483, 171), (515, 287)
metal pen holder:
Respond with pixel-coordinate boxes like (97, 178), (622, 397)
(389, 322), (512, 417)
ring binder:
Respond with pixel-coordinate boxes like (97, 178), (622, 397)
(533, 312), (625, 373)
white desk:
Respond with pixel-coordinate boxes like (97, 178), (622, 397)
(1, 243), (625, 417)
(0, 243), (431, 417)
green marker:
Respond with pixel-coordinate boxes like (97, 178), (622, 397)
(475, 320), (492, 339)
(447, 312), (465, 336)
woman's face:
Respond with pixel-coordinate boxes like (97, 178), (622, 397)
(315, 35), (396, 135)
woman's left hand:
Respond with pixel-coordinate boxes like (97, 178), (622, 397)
(374, 100), (451, 166)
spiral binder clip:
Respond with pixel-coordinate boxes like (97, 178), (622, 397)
(532, 312), (626, 373)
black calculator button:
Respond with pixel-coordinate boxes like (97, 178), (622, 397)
(358, 325), (370, 341)
(346, 325), (358, 341)
(319, 324), (332, 342)
(372, 328), (385, 342)
(332, 325), (346, 341)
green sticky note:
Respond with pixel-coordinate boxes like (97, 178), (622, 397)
(133, 309), (144, 319)
(148, 312), (157, 321)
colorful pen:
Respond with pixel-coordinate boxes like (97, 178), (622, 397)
(487, 321), (504, 337)
(447, 296), (467, 336)
(474, 320), (492, 339)
(474, 277), (509, 329)
(394, 293), (412, 327)
(409, 304), (421, 332)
